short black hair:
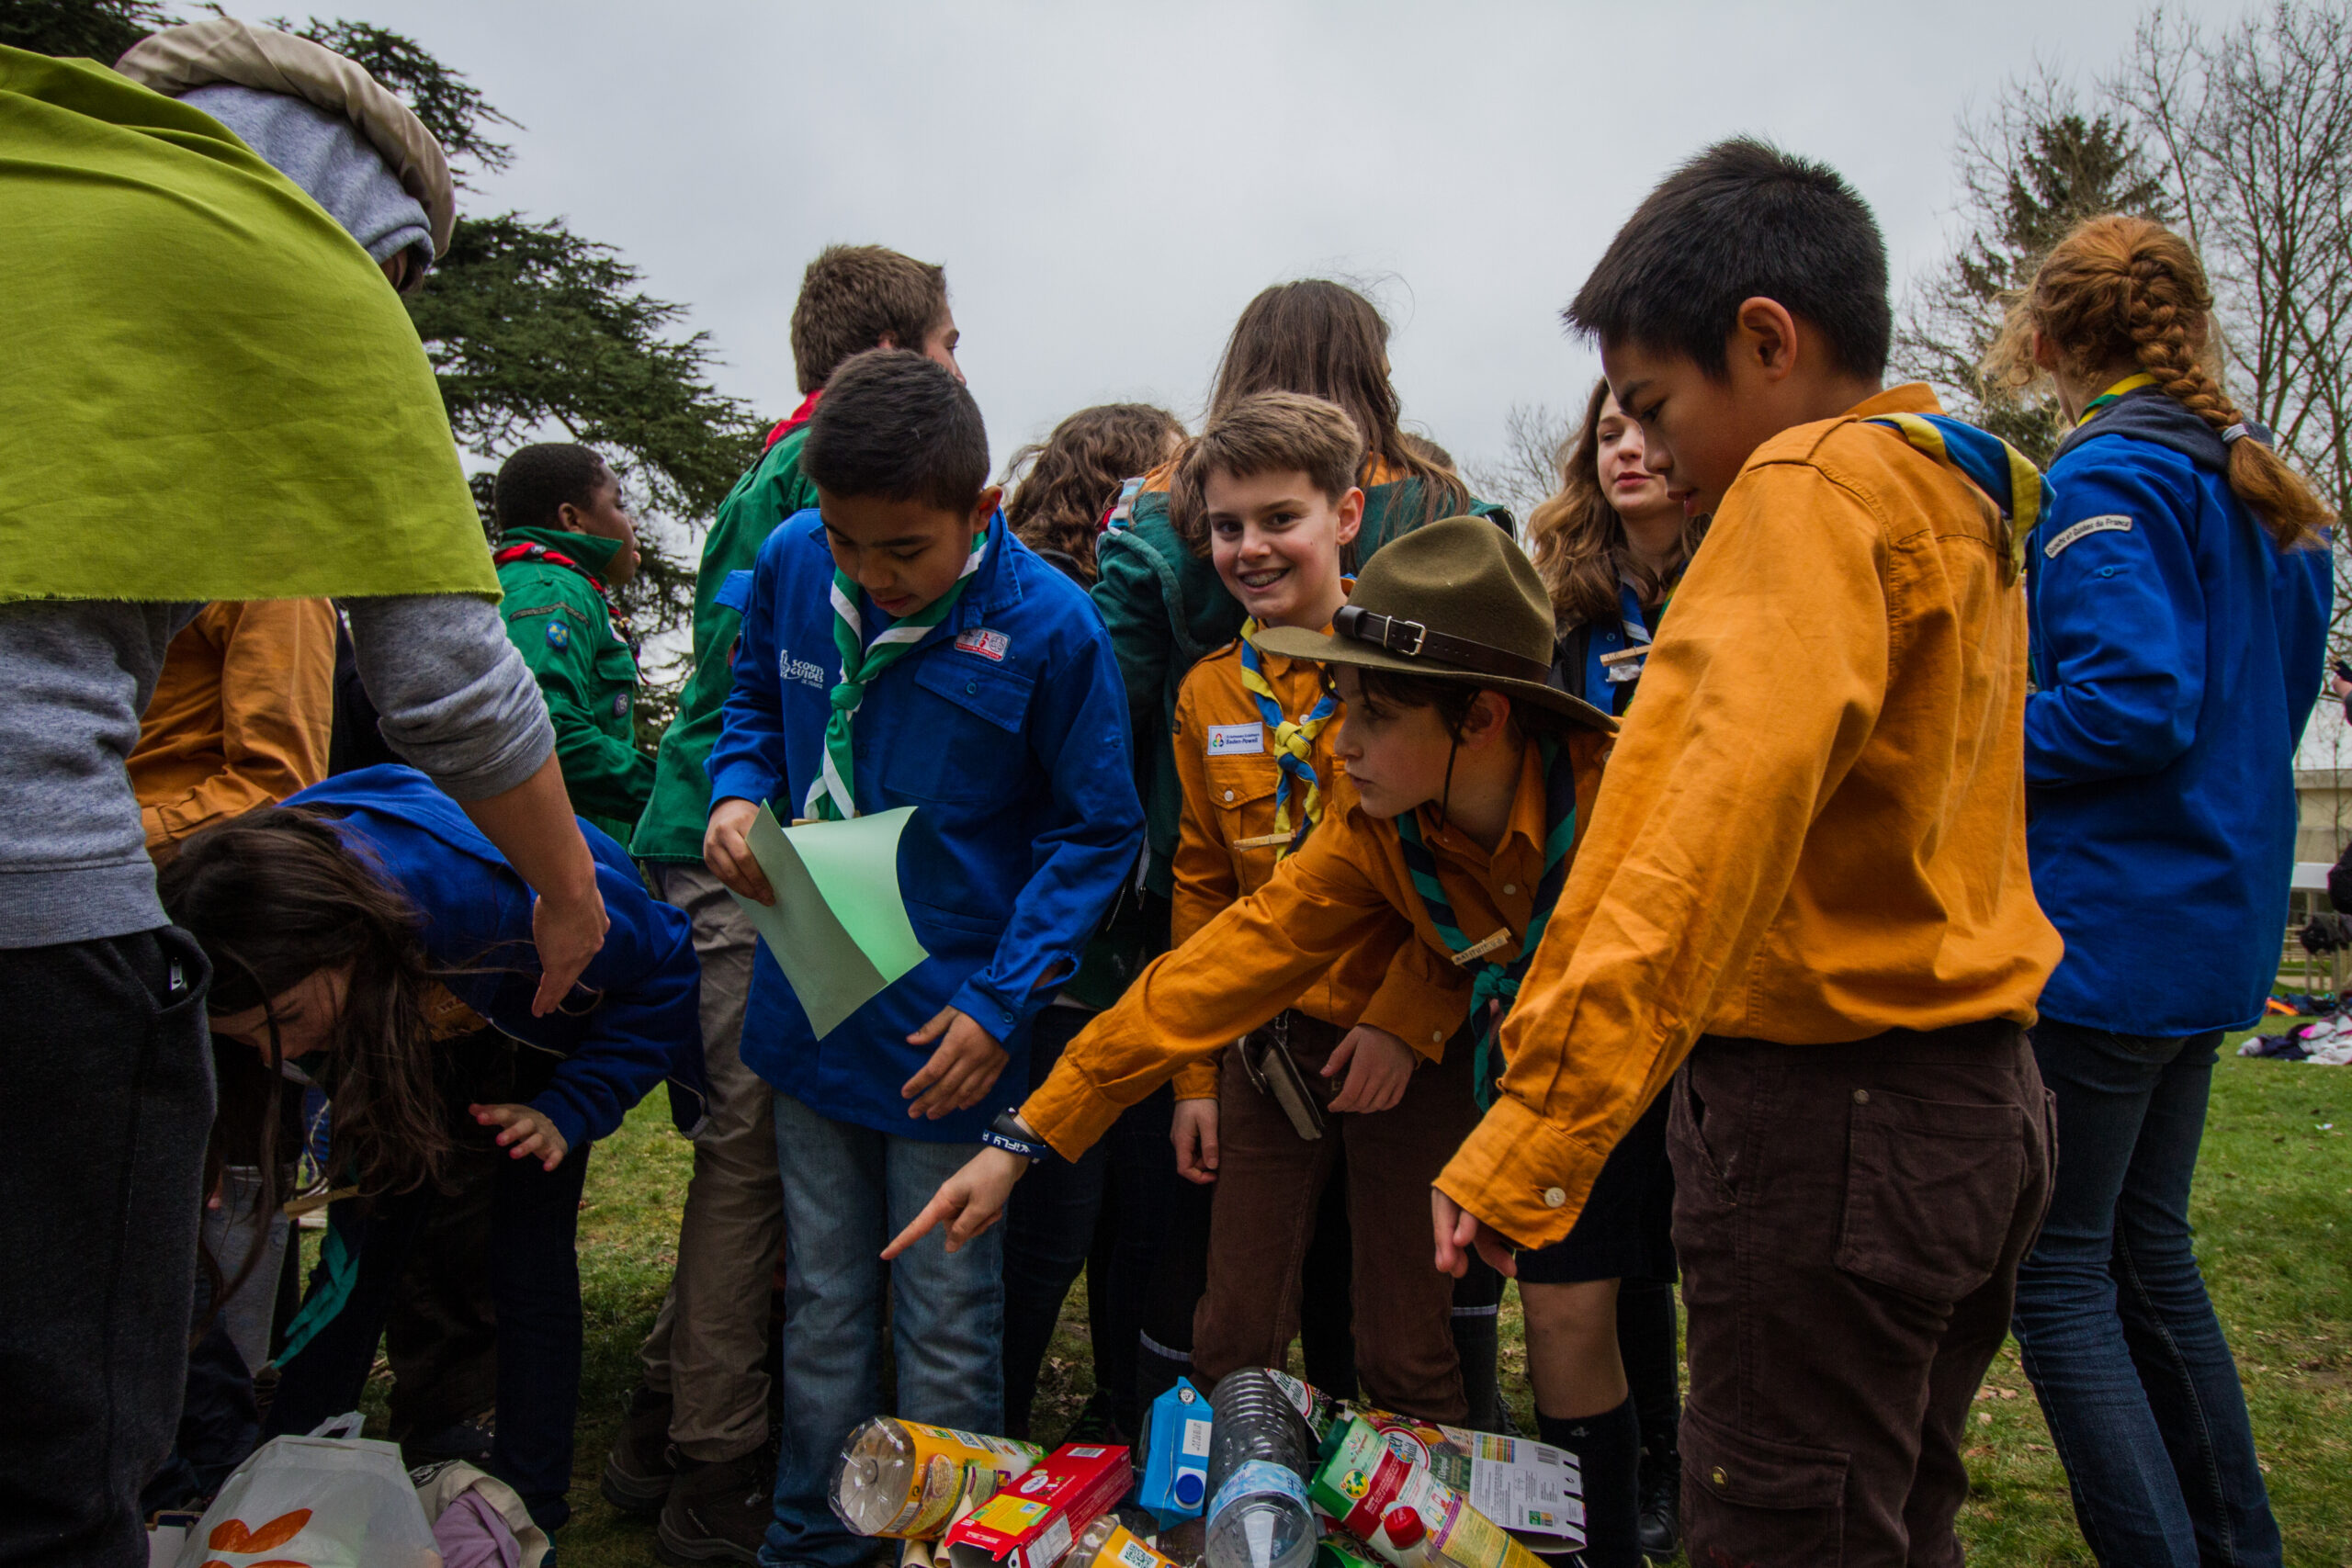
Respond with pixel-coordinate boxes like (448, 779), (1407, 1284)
(1566, 138), (1890, 381)
(492, 443), (608, 534)
(802, 350), (989, 513)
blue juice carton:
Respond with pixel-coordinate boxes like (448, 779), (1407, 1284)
(1136, 1377), (1213, 1529)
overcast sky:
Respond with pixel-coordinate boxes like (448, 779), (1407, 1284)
(346, 0), (2236, 481)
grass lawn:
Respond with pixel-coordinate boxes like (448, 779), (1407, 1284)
(343, 1033), (2349, 1566)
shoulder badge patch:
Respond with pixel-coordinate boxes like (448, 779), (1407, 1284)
(1207, 723), (1264, 756)
(544, 621), (571, 649)
(956, 627), (1011, 662)
(612, 691), (630, 716)
(2044, 513), (2133, 558)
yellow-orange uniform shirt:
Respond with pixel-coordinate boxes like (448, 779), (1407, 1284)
(1025, 733), (1609, 1158)
(1438, 385), (2064, 1249)
(1167, 634), (1456, 1099)
(129, 597), (337, 855)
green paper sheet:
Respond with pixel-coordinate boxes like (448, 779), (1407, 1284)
(729, 804), (930, 1038)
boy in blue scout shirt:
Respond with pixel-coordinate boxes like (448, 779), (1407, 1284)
(702, 348), (1143, 1568)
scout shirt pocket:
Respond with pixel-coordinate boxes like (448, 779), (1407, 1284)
(890, 649), (1036, 805)
(1204, 750), (1285, 874)
(590, 631), (641, 732)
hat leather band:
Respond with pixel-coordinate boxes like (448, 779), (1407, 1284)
(1334, 605), (1552, 686)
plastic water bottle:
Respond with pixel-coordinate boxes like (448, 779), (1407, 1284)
(1203, 1370), (1319, 1568)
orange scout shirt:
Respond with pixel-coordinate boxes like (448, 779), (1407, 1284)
(1167, 633), (1453, 1099)
(129, 598), (337, 854)
(1024, 732), (1609, 1159)
(1437, 385), (2064, 1249)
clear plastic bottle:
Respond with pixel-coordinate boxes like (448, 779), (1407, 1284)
(1203, 1370), (1319, 1568)
(829, 1416), (1043, 1539)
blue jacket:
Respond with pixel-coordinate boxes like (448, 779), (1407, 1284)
(707, 510), (1144, 1140)
(2026, 392), (2333, 1034)
(287, 766), (707, 1149)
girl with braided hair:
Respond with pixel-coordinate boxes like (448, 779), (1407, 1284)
(1986, 213), (2332, 1567)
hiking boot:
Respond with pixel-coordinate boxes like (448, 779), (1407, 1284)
(1635, 1437), (1680, 1563)
(657, 1444), (775, 1565)
(600, 1384), (677, 1516)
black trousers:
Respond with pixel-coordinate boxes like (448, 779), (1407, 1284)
(0, 929), (214, 1568)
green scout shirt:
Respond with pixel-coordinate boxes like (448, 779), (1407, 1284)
(631, 423), (821, 863)
(495, 525), (653, 842)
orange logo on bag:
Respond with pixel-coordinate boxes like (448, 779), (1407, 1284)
(198, 1506), (312, 1561)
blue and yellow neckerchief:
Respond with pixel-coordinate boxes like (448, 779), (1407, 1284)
(1393, 737), (1580, 1109)
(1577, 569), (1684, 715)
(2075, 372), (2159, 426)
(1864, 412), (2045, 581)
(1237, 619), (1339, 855)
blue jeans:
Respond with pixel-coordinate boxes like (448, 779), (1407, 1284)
(763, 1094), (1005, 1568)
(2012, 1022), (2281, 1567)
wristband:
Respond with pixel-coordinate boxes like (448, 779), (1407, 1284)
(983, 1110), (1050, 1163)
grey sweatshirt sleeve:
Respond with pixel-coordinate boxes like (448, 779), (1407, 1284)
(343, 594), (555, 800)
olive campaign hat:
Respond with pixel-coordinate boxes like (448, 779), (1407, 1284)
(1250, 515), (1616, 734)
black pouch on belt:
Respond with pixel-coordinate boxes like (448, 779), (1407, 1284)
(1238, 1010), (1324, 1141)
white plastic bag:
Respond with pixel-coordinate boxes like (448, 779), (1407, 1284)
(178, 1414), (443, 1568)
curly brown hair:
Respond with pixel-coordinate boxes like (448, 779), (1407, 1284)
(1987, 214), (2332, 549)
(1002, 403), (1184, 581)
(1524, 379), (1709, 629)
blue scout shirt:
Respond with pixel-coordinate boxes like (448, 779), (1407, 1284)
(287, 765), (707, 1149)
(2026, 391), (2334, 1035)
(707, 510), (1145, 1141)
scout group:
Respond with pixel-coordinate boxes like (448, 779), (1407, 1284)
(2, 18), (2335, 1568)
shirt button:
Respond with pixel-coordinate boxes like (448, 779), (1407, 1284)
(1223, 789), (1235, 802)
(1501, 884), (1517, 897)
(1542, 1186), (1566, 1209)
(1710, 1466), (1728, 1488)
(1853, 1089), (1871, 1105)
(965, 681), (978, 694)
(1431, 1031), (1443, 1043)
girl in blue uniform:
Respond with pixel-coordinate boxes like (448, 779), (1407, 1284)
(1519, 379), (1709, 1566)
(1993, 215), (2334, 1568)
(161, 764), (703, 1536)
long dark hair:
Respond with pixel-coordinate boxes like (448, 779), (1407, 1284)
(1525, 379), (1709, 628)
(161, 808), (462, 1205)
(1180, 280), (1468, 553)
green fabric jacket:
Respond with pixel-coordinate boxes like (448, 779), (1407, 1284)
(495, 525), (652, 842)
(1091, 468), (1510, 896)
(0, 49), (495, 604)
(631, 425), (821, 863)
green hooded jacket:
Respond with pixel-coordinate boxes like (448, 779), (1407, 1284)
(631, 422), (822, 863)
(495, 525), (652, 842)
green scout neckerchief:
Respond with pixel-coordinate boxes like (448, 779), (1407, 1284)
(1396, 738), (1582, 1110)
(0, 49), (495, 604)
(804, 526), (990, 820)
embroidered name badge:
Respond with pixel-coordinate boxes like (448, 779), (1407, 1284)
(1206, 723), (1264, 756)
(956, 627), (1011, 662)
(2044, 513), (2133, 558)
(778, 648), (826, 691)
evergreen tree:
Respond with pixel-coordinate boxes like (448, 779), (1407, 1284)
(1896, 92), (2168, 465)
(0, 0), (172, 61)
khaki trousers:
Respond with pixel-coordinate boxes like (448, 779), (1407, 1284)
(639, 861), (784, 1461)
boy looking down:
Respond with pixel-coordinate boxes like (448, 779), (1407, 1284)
(607, 244), (959, 1559)
(703, 349), (1141, 1568)
(1431, 140), (2062, 1567)
(492, 443), (651, 844)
